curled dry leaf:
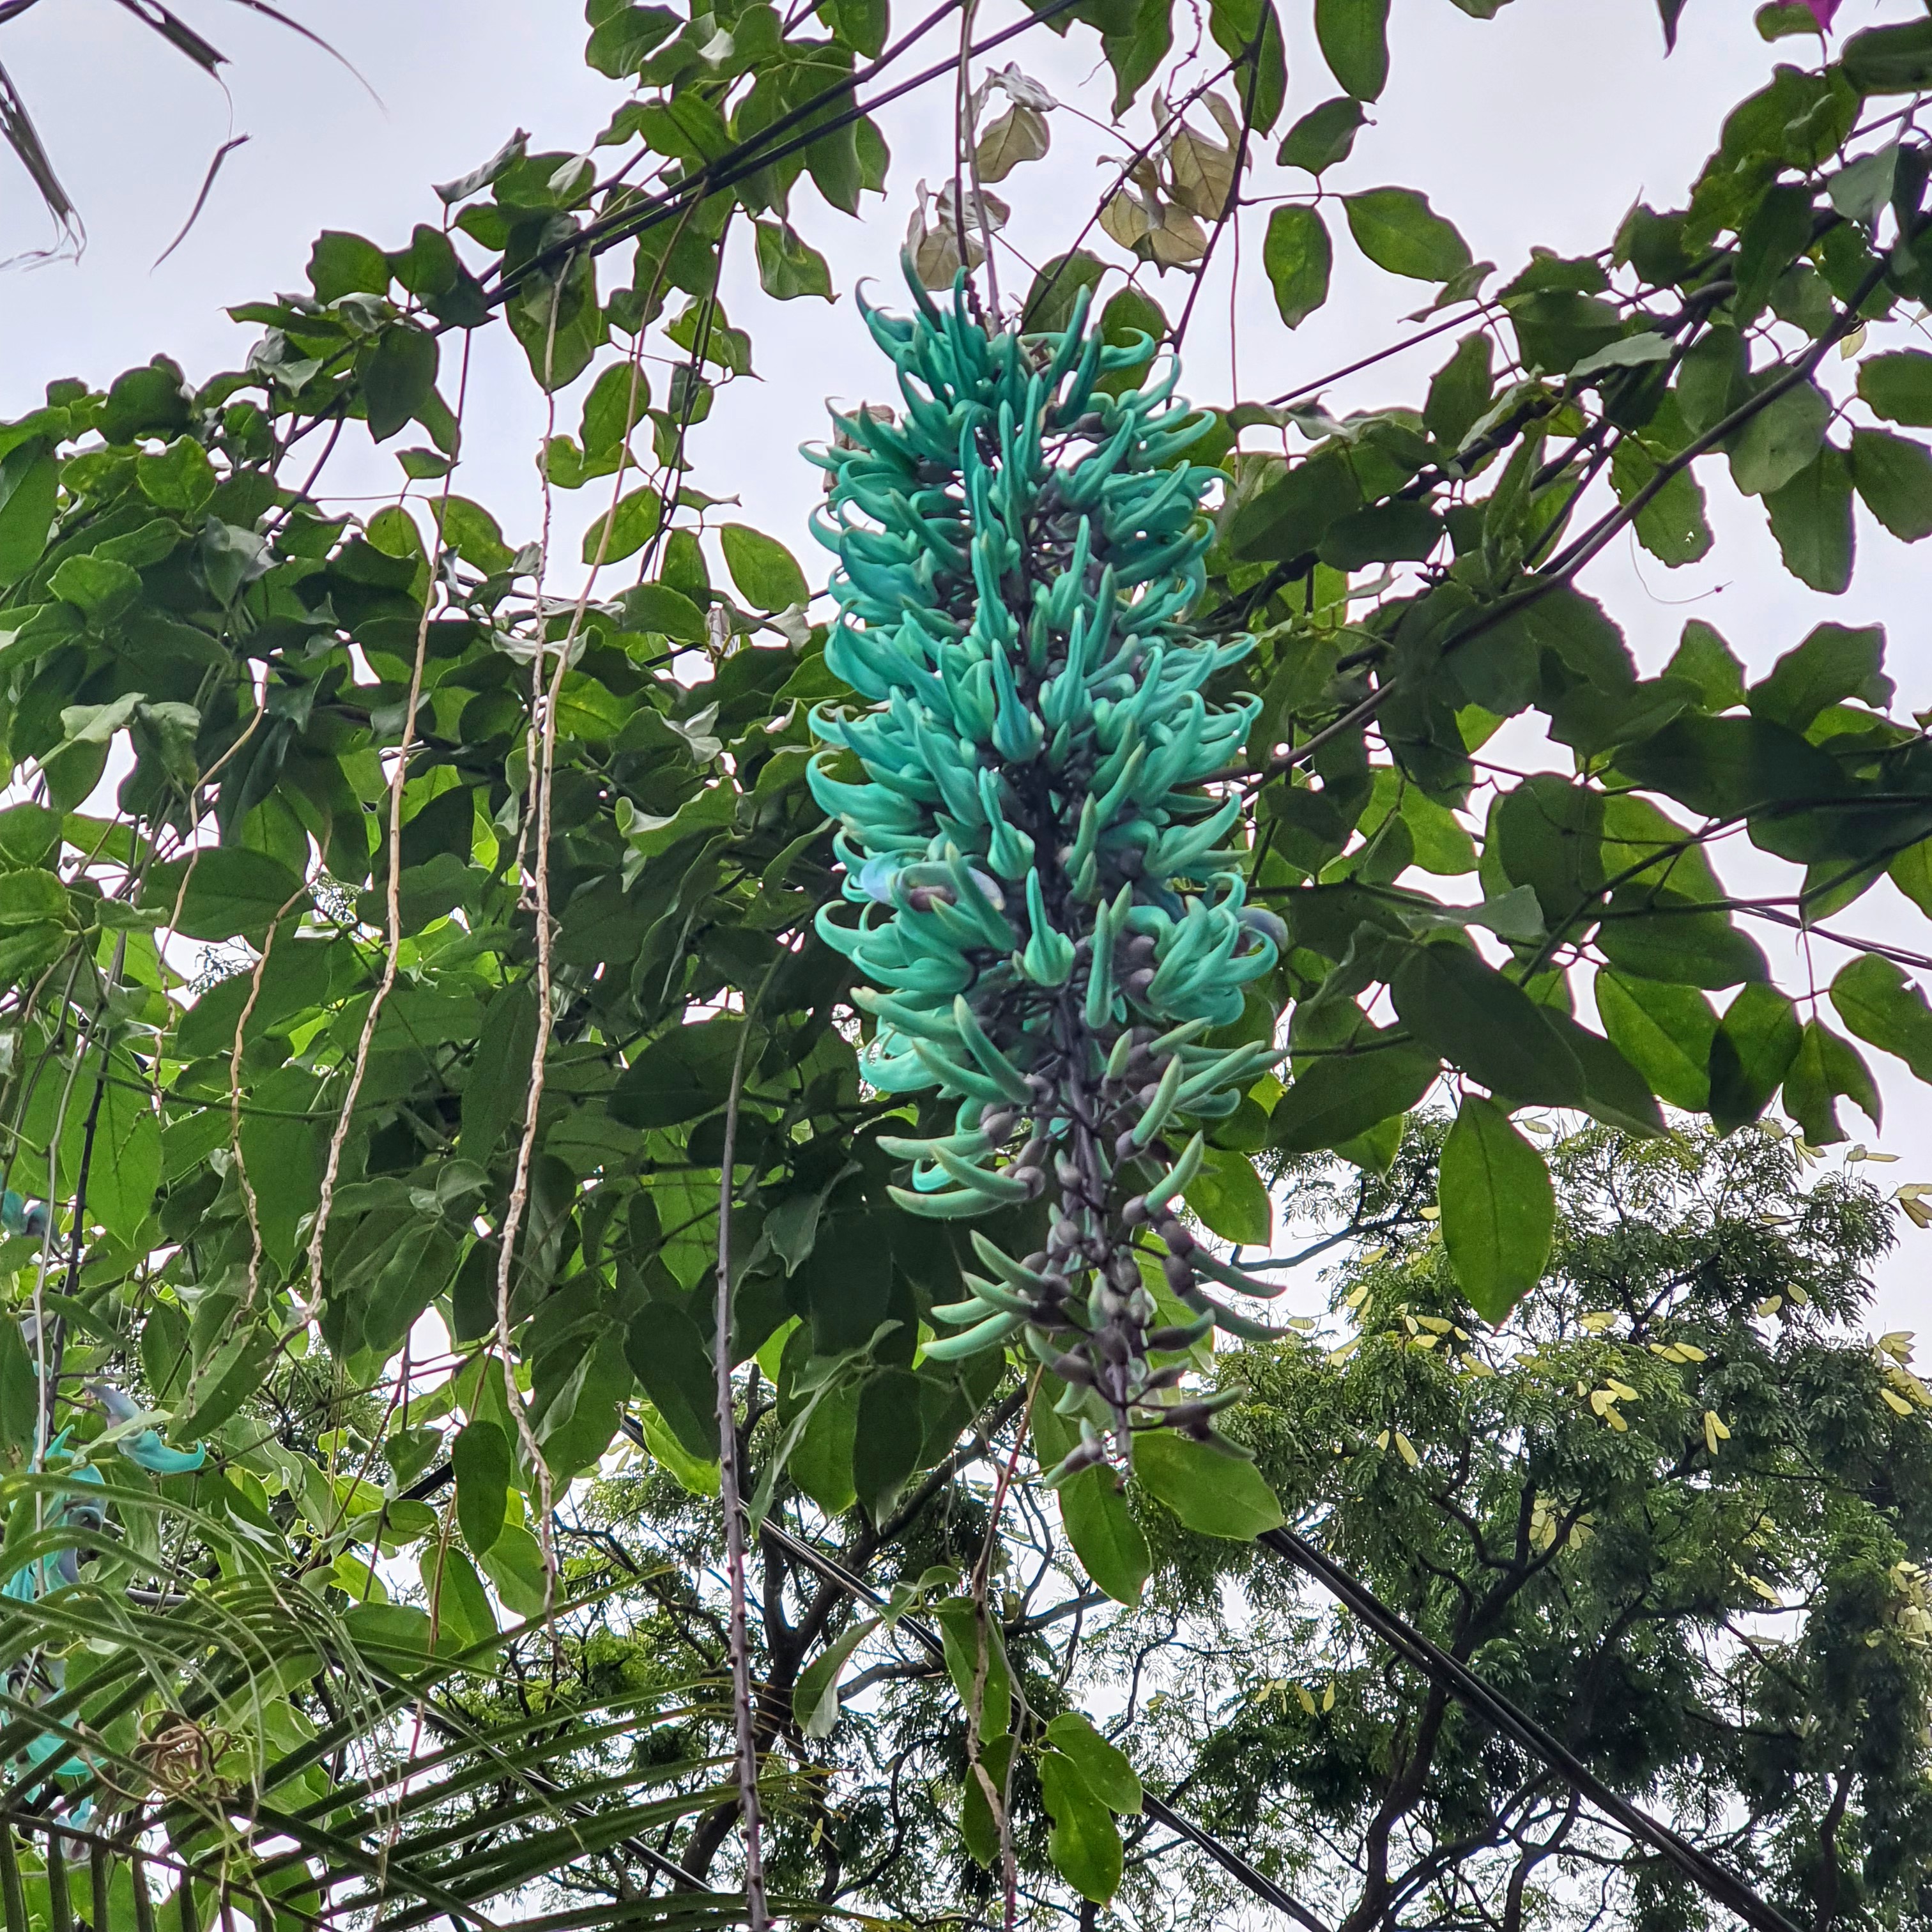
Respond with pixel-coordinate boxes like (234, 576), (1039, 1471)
(1147, 202), (1209, 266)
(977, 103), (1051, 184)
(1165, 124), (1236, 222)
(1099, 189), (1158, 251)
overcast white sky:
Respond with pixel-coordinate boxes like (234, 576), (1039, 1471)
(0, 0), (1925, 1327)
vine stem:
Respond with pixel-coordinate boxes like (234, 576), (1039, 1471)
(714, 1010), (767, 1932)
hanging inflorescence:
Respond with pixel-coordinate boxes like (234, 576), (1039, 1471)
(806, 261), (1289, 1474)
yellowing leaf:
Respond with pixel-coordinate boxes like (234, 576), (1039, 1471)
(1883, 1386), (1915, 1414)
(1606, 1378), (1639, 1402)
(1394, 1430), (1420, 1468)
(1321, 1682), (1335, 1712)
(1296, 1685), (1316, 1715)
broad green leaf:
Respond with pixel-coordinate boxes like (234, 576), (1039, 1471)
(1829, 953), (1932, 1082)
(135, 436), (218, 516)
(1541, 1009), (1667, 1137)
(1041, 1751), (1124, 1901)
(1262, 205), (1332, 328)
(453, 1418), (512, 1556)
(1035, 1387), (1151, 1605)
(1268, 1045), (1438, 1154)
(1183, 1146), (1270, 1245)
(720, 523), (809, 611)
(362, 326), (438, 443)
(1045, 1712), (1142, 1814)
(624, 1303), (719, 1460)
(480, 1523), (549, 1619)
(1890, 839), (1932, 916)
(0, 1317), (36, 1457)
(421, 1543), (496, 1650)
(1849, 427), (1932, 542)
(1707, 983), (1803, 1133)
(1781, 1019), (1880, 1145)
(1208, 0), (1286, 132)
(1439, 1094), (1553, 1325)
(1749, 622), (1890, 732)
(84, 1076), (160, 1246)
(1278, 96), (1365, 174)
(1342, 188), (1472, 282)
(1020, 250), (1107, 333)
(1610, 438), (1713, 567)
(1842, 17), (1932, 93)
(148, 848), (310, 944)
(581, 486), (662, 565)
(307, 229), (390, 300)
(1424, 332), (1494, 450)
(1728, 379), (1830, 497)
(933, 1597), (1012, 1740)
(1595, 971), (1717, 1111)
(795, 1615), (880, 1740)
(581, 360), (651, 457)
(1665, 618), (1746, 711)
(1858, 350), (1932, 426)
(853, 1367), (923, 1519)
(1314, 0), (1389, 100)
(753, 219), (834, 301)
(1763, 446), (1853, 593)
(0, 441), (57, 584)
(960, 1734), (1016, 1866)
(1390, 942), (1586, 1107)
(789, 1379), (859, 1515)
(1614, 714), (1843, 820)
(1319, 500), (1443, 567)
(621, 581), (707, 642)
(1132, 1431), (1283, 1539)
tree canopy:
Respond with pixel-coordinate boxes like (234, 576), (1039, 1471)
(0, 0), (1929, 1928)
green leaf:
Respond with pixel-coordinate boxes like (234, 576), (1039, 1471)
(135, 436), (218, 516)
(1609, 439), (1713, 567)
(148, 848), (310, 944)
(620, 581), (707, 642)
(581, 487), (662, 565)
(1707, 984), (1803, 1133)
(960, 1734), (1016, 1867)
(1424, 332), (1494, 450)
(1665, 618), (1746, 711)
(1314, 0), (1389, 99)
(0, 1318), (37, 1459)
(1183, 1146), (1270, 1245)
(933, 1597), (1011, 1740)
(1058, 1464), (1151, 1605)
(1278, 96), (1365, 174)
(307, 229), (390, 300)
(1020, 250), (1107, 334)
(795, 1614), (880, 1739)
(1439, 1094), (1553, 1326)
(363, 326), (438, 443)
(853, 1367), (923, 1519)
(1614, 713), (1843, 819)
(421, 1544), (496, 1650)
(1728, 379), (1830, 497)
(1342, 188), (1473, 282)
(719, 523), (809, 611)
(1541, 1009), (1667, 1137)
(1045, 1712), (1142, 1813)
(1749, 622), (1889, 732)
(1132, 1432), (1283, 1540)
(1262, 205), (1332, 328)
(1390, 942), (1586, 1107)
(1763, 446), (1854, 593)
(1850, 427), (1932, 541)
(1039, 1751), (1124, 1901)
(1858, 351), (1932, 427)
(1843, 17), (1932, 93)
(1596, 891), (1768, 990)
(86, 1076), (160, 1246)
(453, 1419), (512, 1556)
(624, 1303), (719, 1460)
(753, 219), (834, 301)
(1319, 500), (1443, 568)
(1208, 0), (1287, 131)
(1268, 1045), (1438, 1154)
(0, 441), (56, 584)
(1781, 1019), (1880, 1145)
(1829, 953), (1932, 1082)
(789, 1380), (858, 1515)
(480, 1523), (549, 1619)
(1595, 971), (1717, 1111)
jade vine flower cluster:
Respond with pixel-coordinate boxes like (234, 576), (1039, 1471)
(806, 263), (1286, 1470)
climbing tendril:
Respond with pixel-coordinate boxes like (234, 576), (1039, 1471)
(807, 261), (1289, 1473)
